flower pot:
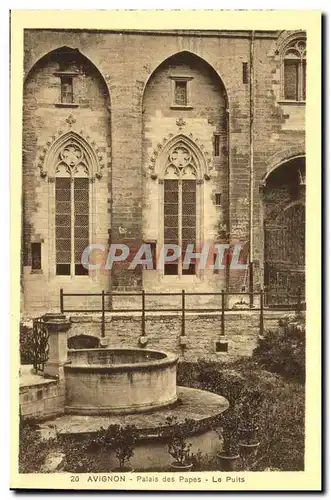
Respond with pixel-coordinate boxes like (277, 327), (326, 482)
(170, 462), (193, 472)
(239, 441), (260, 459)
(217, 453), (240, 472)
(239, 425), (259, 443)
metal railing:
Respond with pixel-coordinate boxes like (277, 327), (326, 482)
(32, 318), (50, 372)
(60, 287), (305, 339)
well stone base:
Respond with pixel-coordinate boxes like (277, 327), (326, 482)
(38, 386), (229, 470)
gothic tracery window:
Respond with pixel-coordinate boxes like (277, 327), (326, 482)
(55, 140), (90, 276)
(283, 37), (306, 101)
(163, 143), (198, 276)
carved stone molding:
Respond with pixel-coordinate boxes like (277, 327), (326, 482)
(148, 133), (212, 180)
(37, 127), (106, 181)
(66, 113), (76, 127)
(176, 117), (186, 130)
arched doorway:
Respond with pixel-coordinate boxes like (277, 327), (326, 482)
(263, 156), (305, 306)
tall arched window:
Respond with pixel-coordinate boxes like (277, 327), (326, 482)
(163, 142), (199, 276)
(283, 37), (306, 101)
(54, 139), (90, 276)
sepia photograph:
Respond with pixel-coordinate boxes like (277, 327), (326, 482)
(10, 9), (321, 491)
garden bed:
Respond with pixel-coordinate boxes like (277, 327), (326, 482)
(19, 314), (305, 472)
(177, 357), (305, 471)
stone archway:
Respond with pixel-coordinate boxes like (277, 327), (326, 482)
(263, 156), (305, 306)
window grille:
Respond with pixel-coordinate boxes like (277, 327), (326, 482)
(164, 179), (179, 275)
(283, 38), (306, 101)
(55, 176), (89, 276)
(31, 243), (42, 271)
(242, 62), (249, 84)
(163, 144), (198, 276)
(174, 81), (187, 106)
(60, 76), (74, 104)
(214, 134), (220, 157)
(56, 178), (71, 275)
(215, 193), (222, 206)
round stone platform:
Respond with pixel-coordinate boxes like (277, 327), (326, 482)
(39, 386), (229, 470)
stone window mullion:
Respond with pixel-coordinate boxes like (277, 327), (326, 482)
(178, 179), (183, 276)
(70, 178), (75, 278)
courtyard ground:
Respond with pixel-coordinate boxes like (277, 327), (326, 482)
(19, 355), (304, 473)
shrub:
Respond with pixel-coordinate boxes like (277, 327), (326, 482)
(161, 416), (193, 466)
(61, 425), (138, 472)
(61, 436), (107, 473)
(20, 322), (34, 365)
(177, 358), (305, 471)
(252, 312), (305, 383)
(19, 420), (53, 473)
(216, 410), (240, 456)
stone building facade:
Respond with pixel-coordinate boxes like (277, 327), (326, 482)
(22, 29), (306, 315)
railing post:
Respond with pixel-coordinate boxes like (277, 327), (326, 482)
(60, 288), (64, 313)
(109, 290), (113, 312)
(141, 289), (146, 336)
(221, 289), (225, 337)
(181, 289), (185, 337)
(101, 290), (105, 338)
(286, 284), (290, 306)
(259, 288), (264, 336)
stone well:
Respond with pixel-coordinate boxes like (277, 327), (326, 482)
(64, 348), (178, 415)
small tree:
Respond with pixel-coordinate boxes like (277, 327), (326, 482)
(217, 411), (239, 456)
(237, 389), (263, 443)
(162, 416), (194, 466)
(95, 424), (137, 471)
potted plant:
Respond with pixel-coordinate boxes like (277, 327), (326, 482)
(216, 411), (240, 471)
(95, 424), (137, 472)
(162, 416), (194, 472)
(238, 390), (262, 459)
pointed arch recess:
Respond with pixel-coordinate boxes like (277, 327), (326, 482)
(142, 50), (229, 110)
(24, 45), (111, 106)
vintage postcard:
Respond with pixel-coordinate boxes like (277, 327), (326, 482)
(10, 9), (321, 491)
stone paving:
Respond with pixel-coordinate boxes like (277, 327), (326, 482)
(38, 386), (228, 438)
(19, 365), (55, 388)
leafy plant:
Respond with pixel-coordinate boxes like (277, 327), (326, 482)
(20, 322), (35, 365)
(216, 410), (240, 456)
(236, 389), (263, 443)
(19, 420), (54, 473)
(61, 435), (106, 473)
(95, 424), (138, 471)
(177, 358), (305, 471)
(162, 416), (194, 466)
(252, 313), (305, 383)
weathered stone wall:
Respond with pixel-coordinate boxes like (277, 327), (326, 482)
(19, 378), (64, 420)
(68, 311), (281, 360)
(22, 30), (305, 315)
(23, 44), (111, 313)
